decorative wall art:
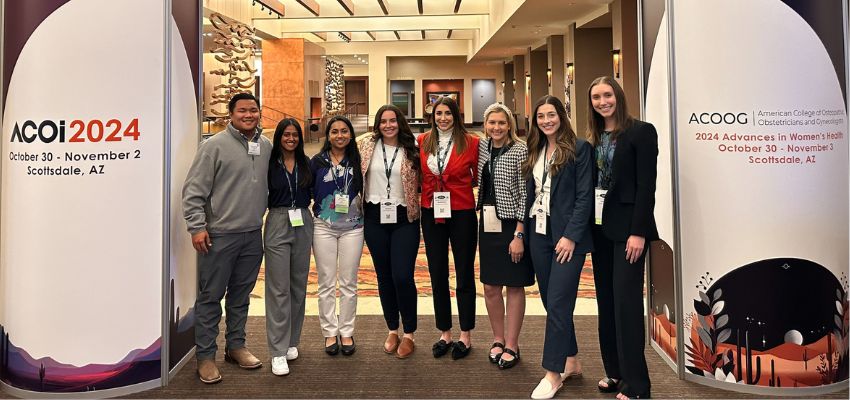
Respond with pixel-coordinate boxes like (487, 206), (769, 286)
(324, 59), (345, 113)
(207, 13), (258, 116)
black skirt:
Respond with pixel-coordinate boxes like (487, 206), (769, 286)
(478, 216), (534, 287)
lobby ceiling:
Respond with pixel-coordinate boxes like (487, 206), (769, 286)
(206, 0), (614, 63)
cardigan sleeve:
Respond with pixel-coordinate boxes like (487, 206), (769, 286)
(513, 144), (528, 221)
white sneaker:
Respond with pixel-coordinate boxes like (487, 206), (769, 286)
(271, 356), (289, 376)
(286, 347), (299, 361)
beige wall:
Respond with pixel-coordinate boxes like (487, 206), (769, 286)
(612, 0), (641, 118)
(574, 28), (613, 137)
(387, 56), (503, 122)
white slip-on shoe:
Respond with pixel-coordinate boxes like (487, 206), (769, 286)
(271, 356), (290, 376)
(531, 377), (563, 400)
(286, 347), (299, 361)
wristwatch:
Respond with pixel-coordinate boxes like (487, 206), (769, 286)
(513, 231), (525, 239)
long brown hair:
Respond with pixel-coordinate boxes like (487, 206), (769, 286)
(372, 104), (420, 170)
(421, 96), (469, 155)
(522, 95), (576, 179)
(587, 76), (633, 146)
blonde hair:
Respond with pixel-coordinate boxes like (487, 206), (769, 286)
(482, 103), (522, 145)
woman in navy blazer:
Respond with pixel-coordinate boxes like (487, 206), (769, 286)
(588, 76), (658, 400)
(523, 96), (594, 400)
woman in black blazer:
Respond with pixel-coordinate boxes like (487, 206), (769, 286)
(524, 96), (594, 400)
(588, 76), (658, 400)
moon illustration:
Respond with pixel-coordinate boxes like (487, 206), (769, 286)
(784, 329), (804, 345)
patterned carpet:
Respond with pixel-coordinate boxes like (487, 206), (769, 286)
(257, 242), (597, 299)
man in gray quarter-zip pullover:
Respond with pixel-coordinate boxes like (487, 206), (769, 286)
(182, 93), (272, 384)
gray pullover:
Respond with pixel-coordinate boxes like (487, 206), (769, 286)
(182, 123), (272, 234)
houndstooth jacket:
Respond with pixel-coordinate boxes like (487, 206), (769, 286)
(476, 138), (528, 221)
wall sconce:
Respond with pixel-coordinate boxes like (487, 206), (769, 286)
(611, 49), (621, 78)
(525, 72), (530, 86)
(512, 78), (516, 87)
(566, 62), (574, 85)
(546, 68), (552, 87)
(501, 80), (505, 89)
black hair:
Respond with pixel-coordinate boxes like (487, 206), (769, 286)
(228, 93), (260, 113)
(270, 118), (312, 188)
(321, 115), (363, 191)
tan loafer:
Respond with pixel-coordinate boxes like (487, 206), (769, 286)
(384, 332), (400, 354)
(396, 337), (415, 359)
(224, 347), (262, 369)
(197, 359), (222, 384)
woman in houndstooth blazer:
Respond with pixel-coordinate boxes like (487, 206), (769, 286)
(476, 103), (533, 370)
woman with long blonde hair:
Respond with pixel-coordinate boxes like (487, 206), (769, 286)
(476, 103), (533, 370)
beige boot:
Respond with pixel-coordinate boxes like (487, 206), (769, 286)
(197, 359), (222, 384)
(224, 347), (262, 369)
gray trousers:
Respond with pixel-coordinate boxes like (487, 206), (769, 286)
(195, 230), (263, 360)
(264, 207), (313, 356)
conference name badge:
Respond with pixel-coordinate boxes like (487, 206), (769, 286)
(288, 208), (304, 227)
(434, 191), (451, 218)
(594, 189), (607, 225)
(483, 205), (501, 233)
(380, 200), (398, 224)
(535, 210), (547, 235)
(247, 141), (261, 155)
(334, 193), (350, 214)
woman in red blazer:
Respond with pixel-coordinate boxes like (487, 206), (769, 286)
(418, 96), (480, 360)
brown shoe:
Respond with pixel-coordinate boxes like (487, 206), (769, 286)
(384, 332), (400, 354)
(224, 347), (262, 369)
(197, 359), (222, 384)
(396, 337), (415, 359)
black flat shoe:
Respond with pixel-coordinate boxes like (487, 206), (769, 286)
(340, 337), (356, 356)
(497, 347), (519, 369)
(488, 342), (505, 364)
(451, 340), (471, 360)
(597, 377), (620, 393)
(325, 337), (340, 356)
(432, 339), (453, 358)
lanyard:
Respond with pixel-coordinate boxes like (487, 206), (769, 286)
(487, 139), (506, 182)
(437, 135), (454, 178)
(327, 152), (351, 193)
(541, 142), (552, 193)
(282, 158), (298, 207)
(381, 139), (400, 199)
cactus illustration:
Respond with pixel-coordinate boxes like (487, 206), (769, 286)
(736, 329), (761, 385)
(39, 363), (45, 391)
(803, 348), (808, 370)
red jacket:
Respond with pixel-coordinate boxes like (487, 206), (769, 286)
(418, 133), (480, 210)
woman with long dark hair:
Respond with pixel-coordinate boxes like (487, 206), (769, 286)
(359, 104), (421, 359)
(264, 118), (313, 376)
(418, 96), (480, 360)
(476, 103), (533, 370)
(524, 96), (594, 399)
(310, 115), (364, 357)
(588, 76), (658, 400)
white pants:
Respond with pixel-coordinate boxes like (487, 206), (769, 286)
(313, 219), (364, 338)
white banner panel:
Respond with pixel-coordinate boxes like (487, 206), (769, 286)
(673, 0), (848, 390)
(1, 0), (164, 392)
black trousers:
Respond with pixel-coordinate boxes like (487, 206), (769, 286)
(529, 217), (586, 373)
(591, 225), (651, 397)
(421, 208), (477, 331)
(363, 203), (420, 333)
